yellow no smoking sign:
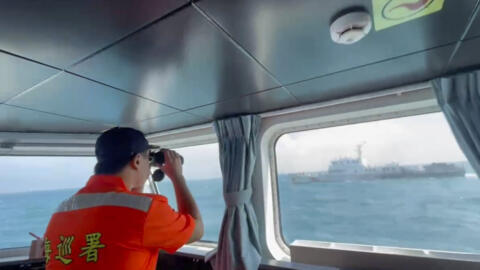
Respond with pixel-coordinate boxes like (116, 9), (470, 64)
(373, 0), (445, 30)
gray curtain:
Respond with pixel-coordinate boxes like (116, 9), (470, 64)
(432, 70), (480, 175)
(210, 115), (262, 270)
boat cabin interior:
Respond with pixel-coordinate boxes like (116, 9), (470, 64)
(1, 0), (480, 269)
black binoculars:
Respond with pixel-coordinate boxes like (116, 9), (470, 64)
(149, 149), (184, 182)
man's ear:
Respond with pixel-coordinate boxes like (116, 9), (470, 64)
(130, 154), (141, 170)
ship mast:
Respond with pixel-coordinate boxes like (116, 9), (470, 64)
(356, 142), (366, 161)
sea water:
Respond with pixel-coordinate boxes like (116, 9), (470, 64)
(2, 175), (480, 255)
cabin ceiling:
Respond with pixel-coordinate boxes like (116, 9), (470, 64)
(1, 0), (480, 134)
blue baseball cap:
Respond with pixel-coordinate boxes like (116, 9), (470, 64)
(95, 127), (158, 163)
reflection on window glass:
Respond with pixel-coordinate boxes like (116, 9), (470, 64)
(0, 157), (96, 249)
(154, 143), (223, 242)
(275, 112), (480, 253)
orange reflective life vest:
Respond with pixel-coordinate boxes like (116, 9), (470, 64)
(44, 175), (195, 270)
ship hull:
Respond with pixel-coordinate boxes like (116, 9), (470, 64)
(312, 171), (465, 181)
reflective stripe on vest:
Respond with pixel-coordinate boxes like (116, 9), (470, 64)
(56, 192), (152, 213)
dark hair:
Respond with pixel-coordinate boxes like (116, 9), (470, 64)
(94, 151), (149, 175)
(94, 159), (130, 175)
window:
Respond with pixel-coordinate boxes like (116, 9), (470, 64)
(0, 156), (96, 249)
(154, 143), (223, 242)
(275, 112), (480, 253)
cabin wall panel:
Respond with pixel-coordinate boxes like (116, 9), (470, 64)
(0, 105), (112, 133)
(0, 53), (59, 104)
(196, 0), (477, 86)
(70, 6), (280, 111)
(447, 36), (480, 73)
(186, 86), (299, 120)
(2, 1), (480, 134)
(465, 1), (480, 39)
(5, 73), (179, 126)
(284, 44), (454, 104)
(0, 0), (187, 68)
(125, 112), (209, 135)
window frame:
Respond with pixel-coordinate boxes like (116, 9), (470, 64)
(148, 124), (221, 245)
(1, 82), (477, 267)
(2, 82), (460, 263)
(0, 124), (220, 253)
(258, 82), (443, 260)
(0, 155), (98, 251)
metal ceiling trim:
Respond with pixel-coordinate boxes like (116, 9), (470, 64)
(0, 132), (99, 144)
(260, 81), (433, 118)
(5, 145), (95, 156)
(146, 123), (216, 149)
(0, 132), (99, 156)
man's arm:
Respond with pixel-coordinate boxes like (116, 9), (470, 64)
(171, 175), (204, 242)
(160, 150), (204, 243)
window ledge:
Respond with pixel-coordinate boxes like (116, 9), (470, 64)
(0, 247), (29, 263)
(0, 244), (338, 270)
(0, 255), (29, 264)
(175, 241), (217, 260)
(175, 242), (338, 270)
(291, 240), (480, 270)
(292, 240), (480, 262)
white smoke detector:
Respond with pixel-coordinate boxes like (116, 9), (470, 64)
(330, 11), (372, 45)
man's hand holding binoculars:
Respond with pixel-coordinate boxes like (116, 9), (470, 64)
(157, 149), (184, 183)
(149, 149), (184, 182)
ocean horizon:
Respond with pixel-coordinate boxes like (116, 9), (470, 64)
(2, 175), (480, 255)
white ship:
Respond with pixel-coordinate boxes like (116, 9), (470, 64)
(292, 144), (465, 183)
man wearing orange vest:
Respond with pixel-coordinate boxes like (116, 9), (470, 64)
(44, 127), (203, 269)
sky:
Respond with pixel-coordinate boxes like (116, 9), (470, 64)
(276, 112), (469, 173)
(0, 112), (473, 194)
(0, 144), (222, 194)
